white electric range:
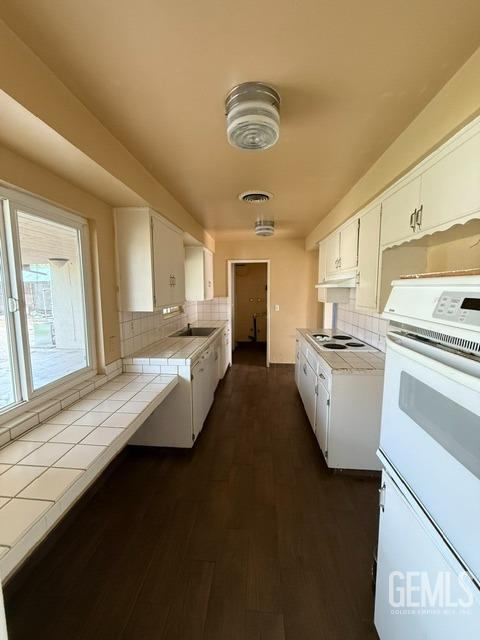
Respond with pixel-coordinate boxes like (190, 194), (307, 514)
(307, 329), (378, 352)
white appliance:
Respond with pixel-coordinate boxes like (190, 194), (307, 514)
(307, 329), (378, 352)
(375, 275), (480, 639)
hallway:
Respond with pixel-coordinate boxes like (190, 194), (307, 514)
(5, 361), (380, 640)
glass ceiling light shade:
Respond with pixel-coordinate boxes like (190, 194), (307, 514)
(225, 82), (280, 150)
(255, 219), (275, 236)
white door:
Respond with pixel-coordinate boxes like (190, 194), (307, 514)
(356, 204), (381, 309)
(381, 176), (421, 247)
(314, 379), (329, 458)
(339, 219), (358, 271)
(151, 215), (173, 308)
(204, 249), (214, 300)
(380, 334), (480, 580)
(420, 130), (480, 233)
(375, 471), (480, 640)
(299, 353), (316, 430)
(325, 234), (340, 277)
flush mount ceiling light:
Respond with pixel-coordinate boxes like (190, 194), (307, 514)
(255, 219), (275, 237)
(225, 82), (280, 150)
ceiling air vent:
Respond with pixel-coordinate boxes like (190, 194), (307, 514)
(239, 190), (272, 203)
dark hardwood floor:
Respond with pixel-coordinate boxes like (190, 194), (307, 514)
(4, 356), (380, 640)
(232, 342), (267, 367)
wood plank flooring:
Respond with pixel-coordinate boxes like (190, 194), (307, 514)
(4, 349), (380, 640)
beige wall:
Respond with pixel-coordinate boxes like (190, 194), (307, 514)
(426, 220), (480, 272)
(0, 144), (120, 367)
(234, 263), (267, 342)
(0, 18), (214, 252)
(214, 238), (321, 363)
(306, 45), (480, 249)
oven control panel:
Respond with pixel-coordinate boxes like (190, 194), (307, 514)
(433, 291), (480, 326)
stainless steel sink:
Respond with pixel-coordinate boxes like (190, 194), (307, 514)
(173, 327), (216, 337)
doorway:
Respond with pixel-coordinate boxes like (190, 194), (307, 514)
(228, 260), (270, 367)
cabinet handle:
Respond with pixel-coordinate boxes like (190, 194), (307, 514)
(355, 272), (360, 285)
(338, 257), (341, 269)
(319, 373), (325, 380)
(415, 205), (423, 230)
(379, 482), (386, 512)
(409, 210), (417, 231)
(303, 364), (307, 375)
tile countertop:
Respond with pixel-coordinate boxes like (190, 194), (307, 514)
(297, 329), (385, 373)
(123, 320), (228, 367)
(0, 372), (178, 580)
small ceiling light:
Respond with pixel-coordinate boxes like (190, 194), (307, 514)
(255, 219), (275, 237)
(225, 82), (280, 150)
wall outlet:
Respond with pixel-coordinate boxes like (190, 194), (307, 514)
(274, 304), (280, 312)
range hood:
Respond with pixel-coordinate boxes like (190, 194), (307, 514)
(315, 271), (357, 289)
(315, 271), (357, 303)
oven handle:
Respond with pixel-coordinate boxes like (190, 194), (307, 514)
(387, 333), (480, 392)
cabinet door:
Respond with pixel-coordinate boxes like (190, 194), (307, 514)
(381, 176), (421, 247)
(325, 234), (341, 277)
(204, 249), (214, 300)
(299, 353), (316, 430)
(318, 243), (327, 284)
(356, 204), (381, 310)
(421, 131), (480, 233)
(171, 231), (185, 305)
(339, 219), (358, 271)
(295, 338), (301, 387)
(314, 380), (330, 458)
(151, 215), (173, 308)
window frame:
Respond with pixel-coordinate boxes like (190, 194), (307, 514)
(0, 185), (96, 421)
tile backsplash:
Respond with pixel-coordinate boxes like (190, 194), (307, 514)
(119, 298), (230, 356)
(335, 290), (388, 351)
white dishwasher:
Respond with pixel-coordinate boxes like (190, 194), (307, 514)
(192, 347), (215, 440)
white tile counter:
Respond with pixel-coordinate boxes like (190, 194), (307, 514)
(0, 372), (178, 580)
(123, 321), (227, 371)
(297, 329), (385, 373)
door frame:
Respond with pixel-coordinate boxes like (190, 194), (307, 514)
(227, 259), (271, 367)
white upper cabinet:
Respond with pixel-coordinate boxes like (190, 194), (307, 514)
(381, 123), (480, 248)
(380, 176), (421, 247)
(325, 234), (341, 277)
(420, 130), (480, 233)
(339, 218), (359, 271)
(115, 207), (185, 311)
(356, 204), (381, 310)
(185, 246), (214, 301)
(324, 219), (358, 277)
(151, 214), (185, 307)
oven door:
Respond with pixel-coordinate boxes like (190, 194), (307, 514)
(380, 332), (480, 582)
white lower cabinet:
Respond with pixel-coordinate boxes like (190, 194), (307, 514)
(298, 352), (317, 429)
(130, 333), (226, 449)
(375, 471), (480, 640)
(295, 333), (383, 471)
(314, 379), (329, 458)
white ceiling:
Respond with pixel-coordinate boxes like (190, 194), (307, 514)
(1, 0), (480, 239)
